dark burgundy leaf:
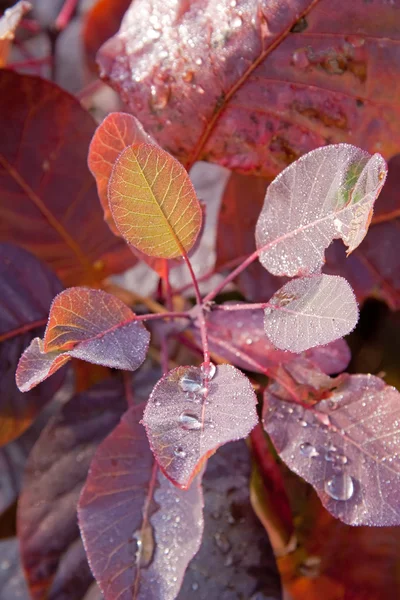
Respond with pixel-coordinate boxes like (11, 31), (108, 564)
(79, 404), (203, 600)
(263, 373), (400, 526)
(17, 378), (127, 600)
(0, 70), (133, 286)
(98, 0), (400, 175)
(142, 364), (258, 488)
(178, 440), (282, 600)
(0, 243), (65, 445)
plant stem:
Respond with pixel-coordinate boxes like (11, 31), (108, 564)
(135, 311), (190, 323)
(212, 302), (270, 312)
(203, 249), (259, 303)
(55, 0), (79, 31)
(182, 252), (210, 364)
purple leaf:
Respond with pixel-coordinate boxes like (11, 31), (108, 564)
(255, 144), (387, 277)
(194, 305), (351, 375)
(17, 378), (127, 600)
(78, 404), (203, 600)
(263, 373), (400, 526)
(16, 288), (150, 391)
(178, 441), (282, 600)
(142, 364), (258, 489)
(0, 243), (65, 445)
(264, 274), (358, 352)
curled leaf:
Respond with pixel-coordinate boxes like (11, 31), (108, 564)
(256, 144), (387, 277)
(142, 364), (258, 489)
(16, 288), (150, 391)
(79, 404), (203, 600)
(109, 143), (202, 258)
(264, 274), (358, 352)
(263, 373), (400, 526)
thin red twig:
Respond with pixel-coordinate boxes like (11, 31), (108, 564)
(55, 0), (79, 31)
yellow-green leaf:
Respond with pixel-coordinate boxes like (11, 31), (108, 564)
(109, 143), (202, 258)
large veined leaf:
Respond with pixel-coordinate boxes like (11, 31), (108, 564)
(17, 379), (127, 600)
(142, 364), (258, 488)
(109, 143), (202, 258)
(0, 243), (65, 445)
(98, 0), (400, 174)
(255, 144), (387, 277)
(263, 274), (358, 352)
(88, 112), (155, 236)
(0, 70), (133, 286)
(263, 373), (400, 526)
(16, 288), (150, 391)
(79, 404), (204, 600)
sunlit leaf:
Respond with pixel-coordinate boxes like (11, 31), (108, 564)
(16, 288), (150, 391)
(0, 70), (133, 286)
(18, 379), (127, 600)
(98, 0), (400, 174)
(263, 373), (400, 526)
(264, 275), (358, 352)
(178, 440), (282, 599)
(256, 144), (387, 277)
(0, 0), (31, 67)
(79, 404), (204, 600)
(109, 143), (202, 258)
(193, 304), (351, 375)
(88, 112), (155, 236)
(142, 364), (258, 489)
(0, 243), (65, 445)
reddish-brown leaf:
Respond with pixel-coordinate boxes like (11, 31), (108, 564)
(98, 0), (400, 174)
(0, 70), (133, 286)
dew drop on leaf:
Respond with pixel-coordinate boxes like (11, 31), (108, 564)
(174, 446), (187, 458)
(179, 369), (203, 393)
(200, 361), (216, 381)
(179, 411), (202, 431)
(133, 522), (155, 568)
(324, 472), (355, 501)
(299, 442), (319, 458)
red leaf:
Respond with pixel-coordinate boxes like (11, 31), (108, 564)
(17, 378), (127, 600)
(0, 70), (133, 286)
(0, 243), (65, 445)
(98, 0), (400, 174)
(142, 364), (258, 489)
(16, 288), (150, 391)
(263, 373), (400, 526)
(79, 404), (204, 600)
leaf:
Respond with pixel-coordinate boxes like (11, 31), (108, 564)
(109, 143), (202, 258)
(0, 538), (30, 600)
(263, 373), (400, 526)
(88, 112), (155, 236)
(98, 0), (400, 175)
(178, 440), (283, 600)
(193, 304), (351, 375)
(0, 70), (133, 286)
(263, 274), (358, 352)
(0, 0), (31, 67)
(142, 364), (258, 489)
(78, 404), (204, 600)
(16, 287), (150, 391)
(83, 0), (131, 72)
(0, 243), (65, 445)
(17, 378), (127, 600)
(256, 144), (387, 277)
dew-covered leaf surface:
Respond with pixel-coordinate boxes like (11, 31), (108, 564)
(0, 538), (30, 600)
(17, 379), (126, 600)
(142, 364), (258, 488)
(16, 288), (150, 391)
(263, 373), (400, 526)
(194, 304), (351, 375)
(0, 243), (65, 445)
(0, 70), (133, 286)
(264, 274), (358, 352)
(109, 143), (202, 258)
(177, 440), (282, 600)
(256, 144), (387, 277)
(0, 0), (31, 67)
(98, 0), (400, 175)
(79, 404), (203, 600)
(88, 112), (155, 236)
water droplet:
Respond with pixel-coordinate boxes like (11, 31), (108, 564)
(292, 48), (310, 69)
(231, 16), (242, 28)
(214, 531), (232, 554)
(174, 446), (187, 458)
(300, 442), (319, 458)
(230, 0), (237, 6)
(150, 83), (170, 110)
(245, 338), (253, 345)
(180, 369), (203, 393)
(334, 218), (344, 233)
(148, 28), (161, 40)
(201, 362), (216, 380)
(133, 524), (155, 567)
(299, 419), (308, 427)
(324, 473), (354, 501)
(164, 547), (170, 555)
(325, 450), (336, 462)
(192, 582), (199, 591)
(195, 57), (203, 65)
(196, 85), (205, 94)
(179, 411), (201, 430)
(260, 15), (269, 38)
(182, 70), (194, 82)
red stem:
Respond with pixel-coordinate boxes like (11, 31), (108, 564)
(203, 249), (259, 303)
(182, 252), (210, 365)
(55, 0), (79, 31)
(212, 302), (270, 312)
(135, 311), (190, 322)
